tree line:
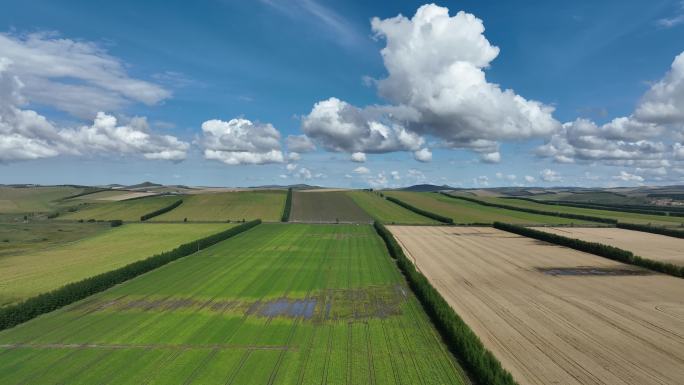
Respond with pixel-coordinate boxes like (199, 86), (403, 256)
(385, 196), (453, 224)
(281, 188), (292, 222)
(441, 193), (617, 224)
(616, 222), (684, 239)
(501, 196), (684, 217)
(374, 222), (518, 385)
(0, 219), (262, 331)
(140, 199), (183, 221)
(493, 222), (683, 278)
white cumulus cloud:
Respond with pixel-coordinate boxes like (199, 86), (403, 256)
(351, 152), (366, 162)
(540, 169), (562, 182)
(200, 118), (284, 165)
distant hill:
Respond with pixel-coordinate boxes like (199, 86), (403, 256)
(247, 184), (322, 190)
(126, 181), (163, 190)
(399, 184), (454, 192)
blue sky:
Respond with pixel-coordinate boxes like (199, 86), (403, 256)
(1, 0), (683, 187)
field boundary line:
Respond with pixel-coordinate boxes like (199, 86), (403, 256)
(0, 220), (262, 331)
(384, 196), (453, 224)
(493, 222), (684, 278)
(373, 221), (518, 385)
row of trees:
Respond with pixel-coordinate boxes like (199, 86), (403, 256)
(281, 188), (292, 222)
(374, 222), (517, 385)
(140, 199), (183, 221)
(493, 222), (683, 278)
(501, 196), (684, 217)
(385, 196), (453, 224)
(0, 219), (262, 331)
(616, 222), (684, 239)
(441, 193), (617, 224)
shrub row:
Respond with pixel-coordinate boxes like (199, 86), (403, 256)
(140, 199), (183, 221)
(374, 222), (517, 385)
(110, 219), (123, 227)
(493, 222), (683, 278)
(442, 193), (616, 224)
(385, 196), (453, 224)
(281, 188), (293, 222)
(0, 219), (261, 331)
(616, 222), (684, 239)
(501, 196), (684, 216)
(60, 188), (109, 200)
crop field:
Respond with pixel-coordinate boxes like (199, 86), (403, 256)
(60, 195), (181, 221)
(0, 224), (466, 384)
(480, 196), (684, 227)
(384, 191), (592, 225)
(0, 186), (84, 214)
(346, 191), (438, 224)
(0, 221), (108, 257)
(291, 191), (373, 223)
(538, 226), (684, 266)
(151, 191), (285, 222)
(0, 223), (231, 307)
(67, 190), (139, 201)
(389, 225), (684, 385)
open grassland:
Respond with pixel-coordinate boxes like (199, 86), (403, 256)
(384, 191), (592, 225)
(346, 191), (438, 224)
(0, 222), (108, 257)
(538, 226), (684, 266)
(61, 195), (181, 221)
(0, 187), (84, 214)
(151, 191), (285, 222)
(291, 191), (373, 223)
(389, 225), (684, 385)
(0, 223), (231, 307)
(481, 196), (684, 227)
(0, 224), (467, 384)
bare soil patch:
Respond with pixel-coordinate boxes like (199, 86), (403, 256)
(389, 225), (684, 385)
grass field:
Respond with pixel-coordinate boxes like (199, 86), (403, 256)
(0, 186), (84, 214)
(290, 191), (373, 223)
(389, 226), (684, 385)
(61, 195), (181, 221)
(480, 196), (684, 227)
(0, 222), (109, 257)
(384, 191), (592, 225)
(151, 191), (285, 222)
(538, 227), (684, 266)
(0, 223), (232, 307)
(346, 191), (439, 224)
(0, 224), (467, 384)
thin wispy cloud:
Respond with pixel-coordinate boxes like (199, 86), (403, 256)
(657, 1), (684, 28)
(259, 0), (365, 47)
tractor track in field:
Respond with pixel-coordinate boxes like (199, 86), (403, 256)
(0, 343), (296, 351)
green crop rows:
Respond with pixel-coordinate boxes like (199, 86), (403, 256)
(0, 224), (466, 384)
(61, 195), (181, 221)
(346, 191), (439, 224)
(150, 191), (286, 222)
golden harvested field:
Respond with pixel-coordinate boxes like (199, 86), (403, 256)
(538, 227), (684, 266)
(388, 225), (684, 385)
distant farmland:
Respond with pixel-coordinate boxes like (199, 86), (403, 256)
(389, 225), (684, 385)
(0, 223), (232, 307)
(384, 191), (592, 225)
(61, 195), (180, 221)
(0, 186), (84, 214)
(151, 191), (286, 222)
(0, 221), (108, 257)
(346, 191), (439, 224)
(0, 224), (467, 384)
(538, 226), (684, 266)
(290, 191), (373, 223)
(479, 196), (684, 227)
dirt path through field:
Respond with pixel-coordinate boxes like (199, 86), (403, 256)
(389, 225), (684, 385)
(538, 226), (684, 266)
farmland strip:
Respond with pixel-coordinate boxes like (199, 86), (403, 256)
(140, 199), (183, 221)
(385, 196), (453, 224)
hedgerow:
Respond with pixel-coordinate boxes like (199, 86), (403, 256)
(441, 193), (616, 224)
(493, 222), (683, 278)
(385, 196), (453, 224)
(140, 199), (183, 221)
(281, 188), (292, 222)
(501, 196), (684, 216)
(374, 222), (517, 385)
(0, 219), (261, 331)
(616, 222), (684, 239)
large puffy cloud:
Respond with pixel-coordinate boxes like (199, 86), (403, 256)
(200, 118), (285, 165)
(0, 32), (170, 118)
(301, 4), (558, 162)
(538, 50), (684, 181)
(0, 60), (187, 163)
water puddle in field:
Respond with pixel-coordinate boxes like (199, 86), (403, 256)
(256, 299), (317, 319)
(537, 266), (653, 276)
